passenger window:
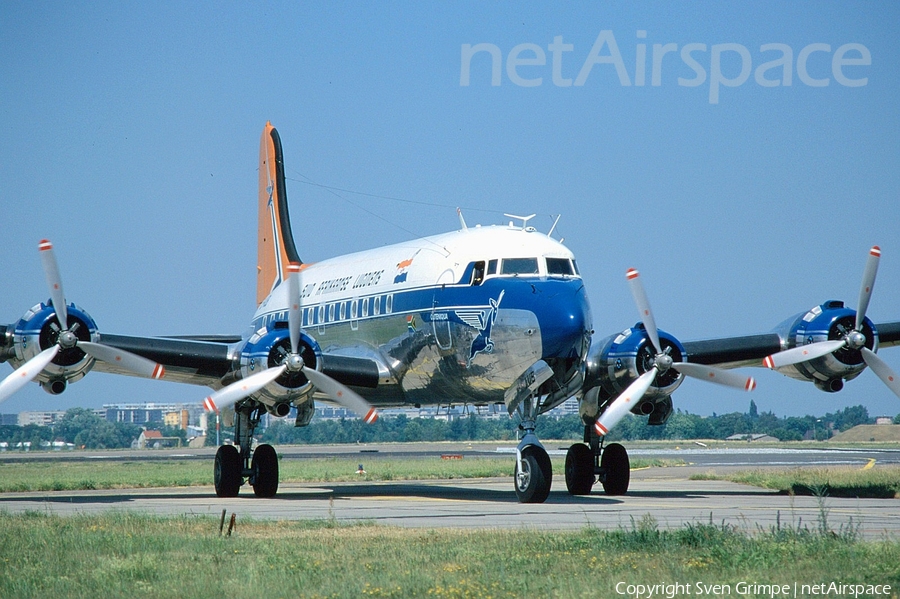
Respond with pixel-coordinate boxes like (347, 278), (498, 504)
(501, 257), (539, 275)
(546, 257), (574, 276)
(328, 303), (335, 322)
(374, 296), (381, 315)
(351, 300), (358, 319)
(471, 261), (485, 286)
(487, 259), (498, 275)
(386, 294), (393, 314)
(362, 298), (369, 317)
(340, 302), (346, 320)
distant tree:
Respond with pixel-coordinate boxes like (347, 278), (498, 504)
(827, 405), (871, 431)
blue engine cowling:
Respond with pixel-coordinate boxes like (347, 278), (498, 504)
(772, 300), (878, 392)
(238, 324), (322, 405)
(11, 301), (99, 394)
(583, 323), (687, 423)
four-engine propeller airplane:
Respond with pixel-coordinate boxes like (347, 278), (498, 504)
(2, 122), (899, 502)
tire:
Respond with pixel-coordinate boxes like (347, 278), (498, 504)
(600, 442), (630, 495)
(214, 444), (242, 498)
(565, 443), (594, 495)
(251, 443), (279, 498)
(514, 445), (552, 503)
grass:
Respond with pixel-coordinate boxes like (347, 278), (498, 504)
(0, 511), (897, 599)
(0, 455), (684, 493)
(691, 465), (900, 498)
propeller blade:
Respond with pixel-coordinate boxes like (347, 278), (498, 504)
(287, 263), (302, 355)
(593, 368), (657, 437)
(626, 268), (661, 354)
(673, 362), (757, 391)
(856, 246), (881, 331)
(861, 348), (900, 400)
(202, 365), (286, 413)
(303, 367), (379, 424)
(80, 342), (165, 380)
(0, 346), (60, 405)
(763, 339), (847, 369)
(39, 239), (68, 330)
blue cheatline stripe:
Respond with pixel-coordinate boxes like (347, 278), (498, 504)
(253, 276), (589, 359)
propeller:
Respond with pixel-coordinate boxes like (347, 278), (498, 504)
(201, 263), (379, 425)
(763, 246), (900, 399)
(0, 240), (165, 405)
(594, 268), (756, 437)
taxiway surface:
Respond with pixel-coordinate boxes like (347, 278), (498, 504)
(1, 445), (898, 539)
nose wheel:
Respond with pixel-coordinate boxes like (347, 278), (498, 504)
(515, 445), (552, 503)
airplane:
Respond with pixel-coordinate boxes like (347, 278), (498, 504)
(2, 122), (899, 503)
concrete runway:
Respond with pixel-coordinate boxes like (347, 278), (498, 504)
(1, 445), (898, 539)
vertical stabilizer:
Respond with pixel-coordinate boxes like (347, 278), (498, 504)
(257, 122), (302, 306)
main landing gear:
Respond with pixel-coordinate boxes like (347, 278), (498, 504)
(214, 403), (279, 498)
(564, 424), (630, 496)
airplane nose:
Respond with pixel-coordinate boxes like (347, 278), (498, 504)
(539, 281), (592, 360)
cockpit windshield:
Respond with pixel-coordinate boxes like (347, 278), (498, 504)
(500, 257), (540, 275)
(546, 257), (574, 276)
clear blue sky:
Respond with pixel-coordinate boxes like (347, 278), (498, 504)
(2, 2), (899, 419)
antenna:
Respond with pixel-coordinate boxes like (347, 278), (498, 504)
(457, 207), (468, 230)
(548, 214), (561, 238)
(503, 213), (536, 230)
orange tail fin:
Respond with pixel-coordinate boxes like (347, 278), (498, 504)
(257, 122), (302, 306)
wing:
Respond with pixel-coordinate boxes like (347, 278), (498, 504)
(682, 333), (783, 369)
(91, 334), (236, 387)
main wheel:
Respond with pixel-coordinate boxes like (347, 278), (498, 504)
(251, 443), (279, 498)
(214, 444), (242, 498)
(600, 442), (630, 495)
(565, 443), (594, 495)
(514, 445), (552, 503)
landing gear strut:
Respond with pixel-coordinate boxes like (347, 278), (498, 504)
(513, 396), (552, 503)
(213, 402), (279, 498)
(564, 425), (630, 496)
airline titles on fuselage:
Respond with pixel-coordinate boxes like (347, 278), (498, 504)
(301, 269), (387, 300)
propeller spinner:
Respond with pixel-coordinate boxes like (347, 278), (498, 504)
(0, 240), (165, 405)
(201, 263), (379, 424)
(593, 268), (756, 437)
(763, 246), (900, 399)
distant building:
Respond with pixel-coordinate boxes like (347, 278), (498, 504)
(18, 411), (67, 426)
(875, 417), (893, 425)
(103, 403), (201, 428)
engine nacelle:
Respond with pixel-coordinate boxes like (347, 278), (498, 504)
(584, 323), (687, 419)
(238, 324), (322, 405)
(772, 300), (877, 389)
(10, 301), (99, 391)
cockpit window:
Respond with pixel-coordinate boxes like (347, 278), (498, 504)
(501, 257), (539, 275)
(471, 261), (485, 286)
(546, 257), (574, 276)
(487, 259), (498, 275)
